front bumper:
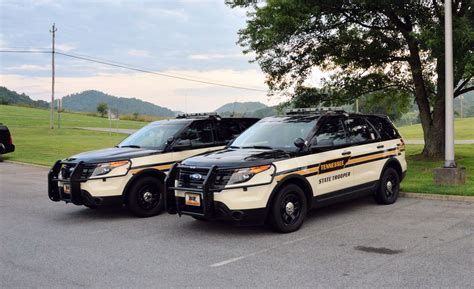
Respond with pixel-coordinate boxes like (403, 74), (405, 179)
(165, 164), (273, 225)
(48, 160), (124, 206)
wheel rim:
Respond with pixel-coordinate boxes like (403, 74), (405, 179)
(280, 193), (302, 225)
(385, 173), (398, 199)
(137, 184), (160, 210)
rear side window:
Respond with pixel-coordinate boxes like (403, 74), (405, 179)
(180, 121), (214, 147)
(344, 117), (376, 144)
(216, 119), (243, 143)
(366, 116), (400, 141)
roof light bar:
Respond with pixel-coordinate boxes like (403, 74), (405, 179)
(285, 107), (345, 115)
(176, 112), (219, 119)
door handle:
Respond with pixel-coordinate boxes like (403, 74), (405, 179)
(341, 151), (351, 156)
(377, 145), (384, 149)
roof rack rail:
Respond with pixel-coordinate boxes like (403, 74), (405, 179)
(176, 112), (220, 119)
(285, 107), (345, 115)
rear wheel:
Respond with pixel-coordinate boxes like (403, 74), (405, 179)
(269, 184), (308, 233)
(126, 176), (164, 217)
(374, 167), (400, 205)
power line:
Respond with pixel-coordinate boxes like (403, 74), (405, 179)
(55, 51), (267, 92)
(0, 50), (51, 53)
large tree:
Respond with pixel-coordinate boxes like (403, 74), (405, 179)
(229, 0), (474, 158)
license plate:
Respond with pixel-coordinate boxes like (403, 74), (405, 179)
(63, 184), (71, 194)
(185, 193), (201, 206)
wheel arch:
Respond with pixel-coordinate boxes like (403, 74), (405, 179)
(123, 169), (167, 203)
(264, 174), (313, 218)
(381, 158), (403, 180)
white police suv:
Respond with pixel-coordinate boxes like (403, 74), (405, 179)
(166, 108), (407, 232)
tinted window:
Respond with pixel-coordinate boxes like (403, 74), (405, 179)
(231, 116), (318, 152)
(314, 117), (347, 146)
(216, 119), (244, 143)
(344, 117), (375, 143)
(366, 116), (400, 141)
(180, 121), (214, 147)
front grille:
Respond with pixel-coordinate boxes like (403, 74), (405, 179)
(59, 163), (96, 181)
(177, 167), (234, 189)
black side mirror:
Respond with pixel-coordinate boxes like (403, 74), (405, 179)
(294, 137), (306, 149)
(166, 136), (175, 145)
(173, 139), (192, 150)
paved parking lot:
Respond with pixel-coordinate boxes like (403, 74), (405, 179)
(1, 162), (473, 288)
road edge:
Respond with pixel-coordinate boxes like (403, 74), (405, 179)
(400, 192), (474, 203)
(2, 159), (50, 169)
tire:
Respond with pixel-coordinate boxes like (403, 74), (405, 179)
(374, 167), (400, 205)
(126, 176), (164, 217)
(269, 184), (308, 233)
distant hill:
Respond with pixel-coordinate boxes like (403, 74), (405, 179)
(215, 101), (268, 116)
(61, 90), (175, 117)
(0, 87), (49, 108)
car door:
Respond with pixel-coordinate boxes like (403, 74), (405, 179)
(308, 115), (354, 196)
(343, 116), (380, 186)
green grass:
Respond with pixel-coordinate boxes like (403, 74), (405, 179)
(0, 105), (151, 166)
(398, 117), (474, 140)
(401, 145), (474, 196)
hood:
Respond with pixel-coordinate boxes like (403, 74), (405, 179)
(181, 148), (290, 168)
(65, 147), (162, 163)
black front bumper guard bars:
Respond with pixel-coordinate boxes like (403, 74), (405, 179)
(48, 160), (86, 205)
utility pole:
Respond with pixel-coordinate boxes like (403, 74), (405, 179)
(460, 95), (464, 119)
(50, 23), (57, 129)
(355, 98), (359, 113)
(433, 0), (465, 185)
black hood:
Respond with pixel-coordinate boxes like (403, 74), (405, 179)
(181, 149), (291, 168)
(65, 147), (162, 163)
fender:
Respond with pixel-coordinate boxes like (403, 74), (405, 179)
(122, 168), (167, 201)
(380, 157), (403, 180)
(262, 174), (314, 220)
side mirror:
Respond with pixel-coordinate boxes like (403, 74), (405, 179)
(173, 139), (192, 150)
(294, 137), (306, 149)
(166, 136), (175, 145)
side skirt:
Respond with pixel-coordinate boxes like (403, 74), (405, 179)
(311, 181), (378, 209)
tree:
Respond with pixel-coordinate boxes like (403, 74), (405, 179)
(133, 112), (139, 120)
(229, 0), (474, 158)
(97, 102), (108, 118)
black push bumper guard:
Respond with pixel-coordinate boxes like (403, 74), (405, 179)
(48, 160), (90, 206)
(164, 163), (275, 219)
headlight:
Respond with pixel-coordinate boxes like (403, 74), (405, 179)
(90, 160), (130, 178)
(227, 165), (271, 185)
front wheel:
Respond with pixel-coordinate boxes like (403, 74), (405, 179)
(126, 176), (164, 217)
(374, 167), (400, 205)
(269, 184), (308, 233)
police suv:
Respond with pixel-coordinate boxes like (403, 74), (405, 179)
(166, 108), (407, 233)
(48, 113), (258, 217)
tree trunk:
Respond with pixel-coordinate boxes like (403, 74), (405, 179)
(421, 98), (445, 159)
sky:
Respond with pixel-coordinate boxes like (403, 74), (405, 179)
(0, 0), (285, 112)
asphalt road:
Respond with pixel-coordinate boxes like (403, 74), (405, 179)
(1, 162), (473, 288)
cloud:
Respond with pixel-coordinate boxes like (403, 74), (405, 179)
(0, 69), (275, 113)
(127, 49), (151, 57)
(188, 52), (250, 60)
(55, 43), (76, 52)
(6, 64), (50, 71)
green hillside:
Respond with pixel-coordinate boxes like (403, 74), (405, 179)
(0, 87), (49, 108)
(398, 117), (474, 140)
(215, 101), (268, 115)
(62, 90), (176, 117)
(0, 105), (149, 166)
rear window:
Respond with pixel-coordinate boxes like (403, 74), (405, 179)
(366, 116), (400, 141)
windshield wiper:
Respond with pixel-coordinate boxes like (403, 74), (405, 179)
(119, 145), (141, 148)
(229, 145), (241, 149)
(242, 145), (274, 150)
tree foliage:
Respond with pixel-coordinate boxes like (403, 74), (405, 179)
(229, 0), (474, 157)
(96, 102), (108, 118)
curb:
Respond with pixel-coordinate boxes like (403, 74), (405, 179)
(400, 192), (474, 203)
(1, 160), (50, 169)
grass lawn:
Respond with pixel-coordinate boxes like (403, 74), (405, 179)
(398, 117), (474, 140)
(401, 145), (474, 196)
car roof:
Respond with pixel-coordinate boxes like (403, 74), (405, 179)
(148, 116), (259, 126)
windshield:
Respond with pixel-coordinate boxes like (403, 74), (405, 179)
(230, 116), (318, 151)
(118, 123), (186, 150)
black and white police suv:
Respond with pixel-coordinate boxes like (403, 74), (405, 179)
(48, 113), (258, 217)
(166, 108), (407, 233)
(0, 123), (15, 154)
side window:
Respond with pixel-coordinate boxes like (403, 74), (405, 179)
(216, 120), (242, 143)
(180, 121), (214, 147)
(313, 117), (347, 146)
(344, 117), (376, 144)
(366, 116), (400, 141)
